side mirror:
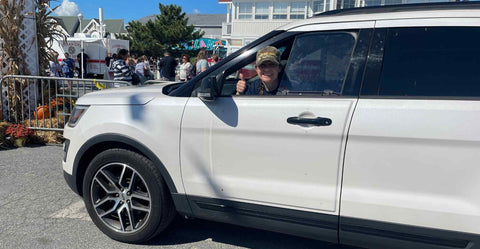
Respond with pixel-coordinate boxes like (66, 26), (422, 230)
(197, 76), (218, 102)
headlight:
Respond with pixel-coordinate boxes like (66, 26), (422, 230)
(68, 105), (89, 127)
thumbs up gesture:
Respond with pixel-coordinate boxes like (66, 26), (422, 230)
(236, 73), (246, 94)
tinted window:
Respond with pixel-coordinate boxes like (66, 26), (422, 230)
(379, 27), (480, 97)
(282, 32), (356, 95)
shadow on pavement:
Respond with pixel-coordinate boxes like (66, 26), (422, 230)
(147, 216), (361, 249)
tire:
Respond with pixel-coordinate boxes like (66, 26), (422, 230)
(82, 148), (176, 243)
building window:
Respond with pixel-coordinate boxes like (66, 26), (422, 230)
(384, 0), (402, 5)
(273, 2), (287, 19)
(364, 0), (382, 6)
(342, 0), (356, 8)
(313, 0), (330, 13)
(290, 2), (305, 19)
(255, 2), (270, 19)
(238, 3), (253, 19)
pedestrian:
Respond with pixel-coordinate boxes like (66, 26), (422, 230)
(61, 53), (75, 78)
(158, 51), (177, 81)
(49, 51), (61, 77)
(135, 55), (152, 84)
(109, 53), (117, 69)
(196, 49), (209, 74)
(105, 52), (112, 67)
(179, 54), (193, 82)
(209, 54), (219, 67)
(61, 52), (75, 90)
(76, 52), (89, 78)
(111, 49), (136, 86)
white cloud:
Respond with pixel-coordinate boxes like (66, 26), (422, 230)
(55, 0), (80, 16)
(193, 9), (201, 14)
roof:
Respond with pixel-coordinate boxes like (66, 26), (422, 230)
(54, 16), (78, 36)
(280, 2), (480, 31)
(137, 14), (225, 27)
(55, 16), (126, 36)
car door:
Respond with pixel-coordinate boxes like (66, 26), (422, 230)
(341, 23), (480, 249)
(180, 24), (372, 240)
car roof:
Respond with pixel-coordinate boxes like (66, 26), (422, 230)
(279, 2), (480, 31)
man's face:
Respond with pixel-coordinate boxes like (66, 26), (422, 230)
(256, 61), (280, 88)
(64, 53), (69, 59)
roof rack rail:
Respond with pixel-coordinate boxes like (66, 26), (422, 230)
(313, 1), (480, 17)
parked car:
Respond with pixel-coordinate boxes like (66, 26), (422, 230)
(62, 2), (480, 248)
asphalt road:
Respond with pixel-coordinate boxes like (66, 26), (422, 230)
(0, 145), (357, 249)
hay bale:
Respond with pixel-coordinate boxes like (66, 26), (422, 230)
(30, 130), (64, 144)
(23, 118), (66, 144)
(24, 117), (66, 129)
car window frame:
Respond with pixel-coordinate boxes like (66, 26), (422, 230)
(192, 28), (372, 99)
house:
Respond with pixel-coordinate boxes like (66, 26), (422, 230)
(138, 14), (225, 40)
(54, 16), (127, 38)
(219, 0), (455, 54)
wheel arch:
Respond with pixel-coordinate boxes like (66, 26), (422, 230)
(72, 133), (178, 197)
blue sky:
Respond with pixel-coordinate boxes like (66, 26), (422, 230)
(51, 0), (227, 24)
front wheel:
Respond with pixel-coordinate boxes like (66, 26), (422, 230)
(83, 148), (175, 243)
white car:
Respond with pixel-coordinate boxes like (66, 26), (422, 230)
(63, 2), (480, 248)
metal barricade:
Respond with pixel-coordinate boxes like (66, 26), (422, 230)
(0, 75), (130, 131)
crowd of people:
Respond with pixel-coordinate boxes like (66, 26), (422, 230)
(48, 48), (220, 87)
(104, 48), (219, 85)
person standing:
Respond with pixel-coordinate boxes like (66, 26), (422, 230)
(158, 51), (177, 81)
(179, 54), (192, 82)
(49, 51), (62, 77)
(135, 55), (152, 84)
(111, 49), (135, 86)
(105, 53), (112, 67)
(76, 52), (89, 78)
(61, 53), (75, 78)
(61, 52), (75, 90)
(195, 50), (209, 75)
(209, 54), (219, 67)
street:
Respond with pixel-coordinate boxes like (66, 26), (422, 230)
(0, 145), (355, 249)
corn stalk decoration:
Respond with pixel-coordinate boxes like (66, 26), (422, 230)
(36, 0), (64, 76)
(0, 0), (62, 122)
(0, 0), (28, 123)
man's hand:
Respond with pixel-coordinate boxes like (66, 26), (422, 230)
(236, 73), (246, 95)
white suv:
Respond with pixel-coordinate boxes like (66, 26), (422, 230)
(63, 2), (480, 248)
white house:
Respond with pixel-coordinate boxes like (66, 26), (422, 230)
(219, 0), (455, 54)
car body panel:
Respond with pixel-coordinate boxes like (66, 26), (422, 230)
(180, 96), (357, 213)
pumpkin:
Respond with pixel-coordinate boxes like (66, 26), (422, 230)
(34, 105), (50, 119)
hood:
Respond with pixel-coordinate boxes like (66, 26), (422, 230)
(75, 83), (172, 105)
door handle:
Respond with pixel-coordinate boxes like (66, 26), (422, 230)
(287, 117), (332, 126)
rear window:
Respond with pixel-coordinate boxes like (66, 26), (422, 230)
(378, 27), (480, 97)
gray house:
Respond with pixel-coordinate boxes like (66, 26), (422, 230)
(138, 14), (225, 40)
(54, 16), (127, 38)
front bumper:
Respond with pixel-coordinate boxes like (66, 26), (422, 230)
(63, 170), (80, 196)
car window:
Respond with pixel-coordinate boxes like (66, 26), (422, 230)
(281, 32), (356, 96)
(378, 27), (480, 97)
(217, 40), (293, 96)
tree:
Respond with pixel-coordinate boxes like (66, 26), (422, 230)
(119, 3), (204, 57)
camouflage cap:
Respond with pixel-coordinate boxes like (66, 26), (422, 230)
(256, 46), (280, 66)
